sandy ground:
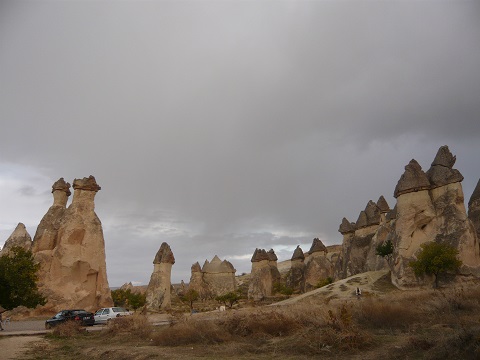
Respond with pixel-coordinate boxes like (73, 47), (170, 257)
(0, 336), (44, 360)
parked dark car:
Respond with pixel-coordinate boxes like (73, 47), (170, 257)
(45, 309), (95, 329)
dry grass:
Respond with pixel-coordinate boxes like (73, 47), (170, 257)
(27, 284), (480, 359)
(101, 314), (153, 339)
(50, 321), (86, 338)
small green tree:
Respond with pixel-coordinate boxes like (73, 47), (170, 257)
(0, 246), (46, 309)
(180, 289), (199, 310)
(215, 291), (241, 308)
(316, 277), (334, 288)
(409, 242), (462, 288)
(111, 288), (146, 310)
(272, 282), (294, 296)
(376, 239), (394, 261)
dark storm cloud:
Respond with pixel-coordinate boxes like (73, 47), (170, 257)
(1, 1), (480, 285)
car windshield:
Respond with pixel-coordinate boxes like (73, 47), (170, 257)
(95, 309), (104, 315)
(112, 307), (126, 313)
(53, 311), (63, 318)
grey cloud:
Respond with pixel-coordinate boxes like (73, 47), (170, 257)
(1, 1), (480, 286)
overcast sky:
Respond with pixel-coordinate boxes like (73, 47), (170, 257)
(1, 0), (479, 286)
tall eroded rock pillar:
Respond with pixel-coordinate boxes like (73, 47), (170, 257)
(146, 242), (175, 311)
(248, 248), (281, 301)
(34, 176), (113, 311)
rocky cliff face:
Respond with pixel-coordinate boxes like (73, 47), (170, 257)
(32, 176), (113, 311)
(0, 223), (32, 256)
(392, 146), (480, 288)
(336, 146), (480, 288)
(334, 198), (391, 280)
(468, 179), (480, 243)
(145, 242), (175, 311)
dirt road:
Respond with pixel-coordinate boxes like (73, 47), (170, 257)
(0, 335), (44, 360)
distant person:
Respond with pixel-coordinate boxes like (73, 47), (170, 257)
(355, 287), (362, 297)
(0, 312), (4, 331)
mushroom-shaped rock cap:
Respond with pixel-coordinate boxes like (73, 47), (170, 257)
(52, 178), (71, 196)
(73, 175), (101, 192)
(356, 211), (368, 229)
(191, 262), (202, 272)
(365, 200), (381, 226)
(339, 217), (356, 234)
(308, 238), (327, 255)
(291, 245), (305, 261)
(267, 249), (278, 261)
(431, 145), (457, 168)
(203, 255), (234, 273)
(220, 260), (236, 273)
(426, 146), (464, 188)
(153, 242), (175, 264)
(468, 179), (480, 208)
(251, 248), (270, 262)
(376, 196), (390, 213)
(394, 159), (430, 198)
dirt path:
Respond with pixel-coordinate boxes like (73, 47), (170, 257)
(0, 336), (44, 360)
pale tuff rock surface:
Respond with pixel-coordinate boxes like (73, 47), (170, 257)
(248, 248), (281, 301)
(146, 242), (175, 311)
(32, 176), (113, 311)
(188, 256), (236, 298)
(0, 223), (32, 256)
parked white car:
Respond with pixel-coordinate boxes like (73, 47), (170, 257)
(94, 307), (132, 324)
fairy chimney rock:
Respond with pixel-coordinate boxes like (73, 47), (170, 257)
(33, 176), (113, 311)
(394, 159), (431, 198)
(146, 242), (175, 311)
(0, 223), (32, 256)
(248, 248), (281, 300)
